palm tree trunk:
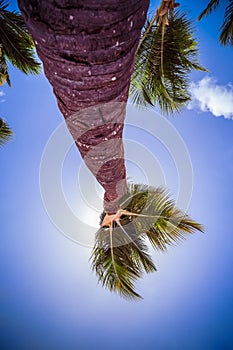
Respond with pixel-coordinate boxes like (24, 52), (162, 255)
(18, 0), (149, 213)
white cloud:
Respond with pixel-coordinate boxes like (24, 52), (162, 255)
(0, 90), (6, 103)
(188, 77), (233, 119)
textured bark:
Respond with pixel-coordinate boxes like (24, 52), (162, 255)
(18, 0), (149, 213)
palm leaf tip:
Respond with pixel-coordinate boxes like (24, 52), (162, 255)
(219, 1), (233, 46)
(198, 0), (220, 21)
(0, 118), (13, 146)
(198, 0), (233, 47)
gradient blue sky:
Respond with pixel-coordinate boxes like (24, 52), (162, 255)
(1, 1), (233, 349)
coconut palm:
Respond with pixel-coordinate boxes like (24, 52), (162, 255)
(130, 6), (207, 114)
(17, 0), (204, 299)
(0, 0), (40, 86)
(198, 0), (233, 46)
(0, 117), (12, 146)
(91, 183), (204, 299)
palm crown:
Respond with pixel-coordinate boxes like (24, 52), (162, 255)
(130, 2), (207, 114)
(90, 183), (204, 300)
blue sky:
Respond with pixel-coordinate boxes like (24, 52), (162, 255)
(1, 1), (233, 349)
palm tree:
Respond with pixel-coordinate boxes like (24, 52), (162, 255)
(0, 0), (40, 86)
(198, 0), (233, 46)
(91, 183), (203, 299)
(17, 0), (204, 298)
(0, 117), (12, 146)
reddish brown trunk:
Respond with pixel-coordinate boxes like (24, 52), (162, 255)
(18, 0), (149, 213)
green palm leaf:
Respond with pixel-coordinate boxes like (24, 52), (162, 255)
(120, 184), (204, 251)
(91, 183), (203, 300)
(0, 46), (10, 86)
(198, 0), (233, 46)
(0, 117), (13, 146)
(198, 0), (221, 21)
(130, 10), (206, 114)
(90, 222), (156, 300)
(219, 1), (233, 46)
(0, 0), (40, 85)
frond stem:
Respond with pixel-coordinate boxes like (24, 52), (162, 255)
(109, 222), (120, 284)
(136, 12), (158, 54)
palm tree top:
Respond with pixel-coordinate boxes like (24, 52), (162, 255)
(91, 183), (204, 300)
(130, 4), (207, 115)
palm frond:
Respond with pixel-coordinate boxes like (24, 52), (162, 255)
(130, 11), (206, 115)
(0, 0), (41, 76)
(0, 117), (13, 146)
(91, 183), (203, 300)
(90, 221), (156, 300)
(198, 0), (221, 21)
(219, 1), (233, 46)
(0, 46), (11, 86)
(198, 1), (233, 46)
(120, 184), (204, 251)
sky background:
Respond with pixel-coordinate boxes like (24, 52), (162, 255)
(1, 0), (233, 349)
